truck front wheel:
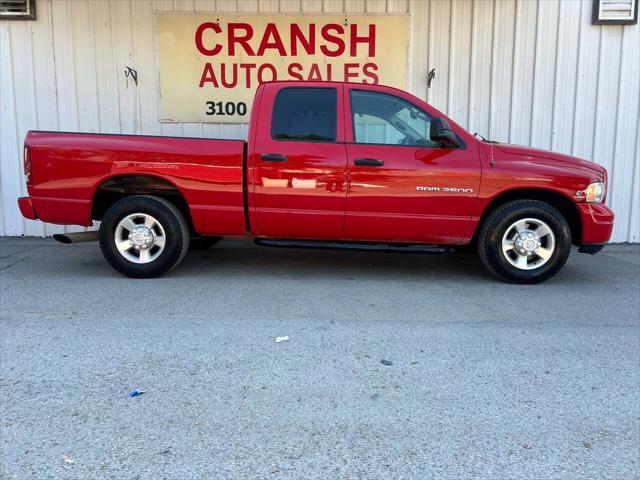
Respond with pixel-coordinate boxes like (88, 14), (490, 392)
(478, 200), (572, 284)
(99, 195), (190, 278)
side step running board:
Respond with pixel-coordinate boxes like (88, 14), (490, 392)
(254, 238), (451, 255)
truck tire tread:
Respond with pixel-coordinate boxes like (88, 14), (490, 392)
(478, 200), (572, 284)
(99, 195), (189, 278)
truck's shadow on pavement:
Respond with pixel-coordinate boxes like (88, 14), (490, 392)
(170, 241), (608, 286)
(5, 238), (607, 285)
(176, 241), (498, 283)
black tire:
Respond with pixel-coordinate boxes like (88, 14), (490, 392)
(99, 195), (190, 278)
(478, 200), (572, 284)
(189, 236), (222, 250)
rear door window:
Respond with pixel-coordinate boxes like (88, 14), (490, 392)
(271, 88), (337, 142)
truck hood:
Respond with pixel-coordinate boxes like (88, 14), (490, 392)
(494, 143), (605, 180)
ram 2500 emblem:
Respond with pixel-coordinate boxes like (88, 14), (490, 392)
(416, 186), (474, 193)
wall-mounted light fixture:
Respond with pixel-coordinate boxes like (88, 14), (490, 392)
(592, 0), (638, 25)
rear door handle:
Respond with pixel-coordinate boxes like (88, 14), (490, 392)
(354, 158), (384, 167)
(261, 153), (288, 162)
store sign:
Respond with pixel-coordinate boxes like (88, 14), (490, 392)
(156, 14), (409, 123)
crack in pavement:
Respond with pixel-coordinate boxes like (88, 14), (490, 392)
(0, 257), (26, 272)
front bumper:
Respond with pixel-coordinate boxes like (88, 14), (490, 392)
(17, 196), (37, 220)
(577, 202), (614, 245)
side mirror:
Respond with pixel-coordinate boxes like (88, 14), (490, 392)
(430, 118), (460, 148)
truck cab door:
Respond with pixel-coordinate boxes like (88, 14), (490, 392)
(248, 84), (348, 239)
(344, 86), (481, 244)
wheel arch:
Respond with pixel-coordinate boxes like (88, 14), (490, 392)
(473, 188), (582, 245)
(91, 174), (196, 233)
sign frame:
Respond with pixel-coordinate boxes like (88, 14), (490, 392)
(155, 12), (411, 124)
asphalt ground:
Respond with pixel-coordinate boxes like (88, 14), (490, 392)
(1, 238), (639, 479)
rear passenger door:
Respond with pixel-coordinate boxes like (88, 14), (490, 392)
(250, 84), (348, 239)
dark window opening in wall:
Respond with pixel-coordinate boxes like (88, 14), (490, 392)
(592, 0), (638, 25)
(0, 0), (36, 20)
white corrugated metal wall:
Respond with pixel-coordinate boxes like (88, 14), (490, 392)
(1, 0), (638, 241)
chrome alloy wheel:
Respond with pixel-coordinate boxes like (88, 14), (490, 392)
(114, 213), (166, 264)
(501, 217), (556, 270)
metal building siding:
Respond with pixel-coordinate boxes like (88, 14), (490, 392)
(0, 0), (638, 241)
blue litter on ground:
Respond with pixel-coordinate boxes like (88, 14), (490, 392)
(128, 390), (146, 397)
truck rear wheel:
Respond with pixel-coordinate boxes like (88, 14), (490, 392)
(478, 200), (572, 284)
(99, 195), (190, 278)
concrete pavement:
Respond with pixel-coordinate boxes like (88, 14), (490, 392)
(1, 238), (639, 479)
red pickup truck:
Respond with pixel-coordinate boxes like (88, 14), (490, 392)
(18, 81), (614, 283)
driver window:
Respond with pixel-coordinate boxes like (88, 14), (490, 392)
(350, 90), (439, 147)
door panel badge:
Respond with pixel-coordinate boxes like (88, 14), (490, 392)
(416, 186), (474, 193)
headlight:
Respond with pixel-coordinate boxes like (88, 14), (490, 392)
(584, 182), (606, 203)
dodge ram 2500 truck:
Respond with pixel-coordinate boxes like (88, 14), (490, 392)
(17, 81), (614, 283)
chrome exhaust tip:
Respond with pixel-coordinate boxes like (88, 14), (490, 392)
(53, 231), (99, 244)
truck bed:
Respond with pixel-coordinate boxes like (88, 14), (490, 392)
(24, 131), (247, 236)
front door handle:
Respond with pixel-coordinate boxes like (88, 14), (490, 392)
(261, 153), (288, 162)
(354, 158), (384, 167)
